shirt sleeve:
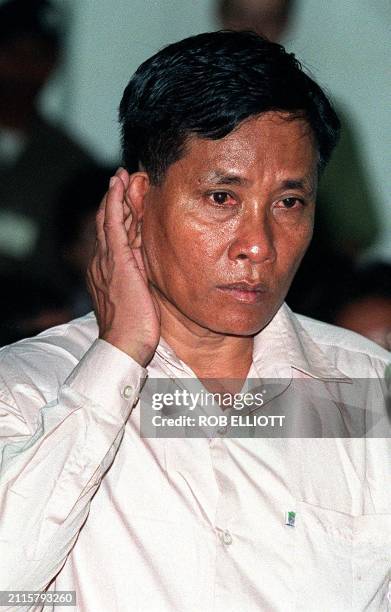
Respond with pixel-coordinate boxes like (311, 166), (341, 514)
(0, 338), (146, 592)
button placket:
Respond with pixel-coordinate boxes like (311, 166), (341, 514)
(216, 425), (228, 436)
(218, 528), (233, 546)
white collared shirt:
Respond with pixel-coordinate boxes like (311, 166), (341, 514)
(0, 304), (390, 612)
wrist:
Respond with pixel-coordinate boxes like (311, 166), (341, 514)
(100, 333), (155, 366)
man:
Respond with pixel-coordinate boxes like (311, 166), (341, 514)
(0, 31), (389, 612)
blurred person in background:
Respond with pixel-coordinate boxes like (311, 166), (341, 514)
(0, 165), (110, 346)
(332, 262), (391, 351)
(217, 0), (295, 42)
(0, 0), (96, 287)
(55, 165), (115, 318)
(0, 271), (70, 346)
(287, 259), (391, 351)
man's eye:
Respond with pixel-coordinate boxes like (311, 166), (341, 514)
(211, 192), (232, 205)
(279, 197), (303, 209)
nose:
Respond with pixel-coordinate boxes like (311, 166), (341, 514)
(228, 211), (276, 264)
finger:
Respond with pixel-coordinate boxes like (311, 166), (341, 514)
(117, 167), (135, 234)
(103, 176), (130, 251)
(124, 191), (138, 243)
(96, 169), (128, 251)
(115, 166), (130, 190)
(95, 190), (108, 251)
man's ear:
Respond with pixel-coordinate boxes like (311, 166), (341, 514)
(124, 172), (150, 246)
(125, 172), (150, 221)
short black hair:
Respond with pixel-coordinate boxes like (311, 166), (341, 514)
(119, 30), (340, 185)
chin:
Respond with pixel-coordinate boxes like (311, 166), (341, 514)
(202, 312), (274, 337)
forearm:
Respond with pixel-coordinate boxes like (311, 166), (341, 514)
(0, 339), (145, 591)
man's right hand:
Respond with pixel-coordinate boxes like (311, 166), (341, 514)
(87, 167), (160, 366)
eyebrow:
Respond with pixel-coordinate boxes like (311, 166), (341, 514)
(281, 178), (316, 197)
(202, 172), (315, 195)
(202, 172), (250, 186)
(281, 179), (305, 190)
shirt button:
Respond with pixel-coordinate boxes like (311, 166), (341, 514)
(219, 529), (233, 545)
(122, 385), (134, 399)
(217, 425), (228, 436)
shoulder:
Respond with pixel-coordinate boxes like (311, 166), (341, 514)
(0, 312), (98, 403)
(295, 312), (390, 377)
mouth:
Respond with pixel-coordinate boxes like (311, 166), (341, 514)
(216, 282), (267, 304)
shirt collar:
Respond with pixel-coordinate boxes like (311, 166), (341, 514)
(154, 303), (351, 382)
(154, 337), (195, 377)
(252, 302), (351, 382)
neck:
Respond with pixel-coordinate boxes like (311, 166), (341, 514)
(156, 293), (254, 381)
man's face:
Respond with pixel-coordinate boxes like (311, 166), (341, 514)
(141, 112), (318, 336)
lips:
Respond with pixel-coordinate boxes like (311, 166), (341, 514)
(216, 282), (267, 304)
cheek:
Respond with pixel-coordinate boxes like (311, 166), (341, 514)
(280, 219), (313, 262)
(140, 218), (166, 282)
(141, 218), (209, 289)
(185, 217), (240, 273)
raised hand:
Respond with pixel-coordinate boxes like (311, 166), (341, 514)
(87, 167), (160, 366)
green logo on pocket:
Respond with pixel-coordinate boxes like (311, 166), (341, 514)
(285, 511), (296, 527)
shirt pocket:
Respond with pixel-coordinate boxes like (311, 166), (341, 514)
(352, 514), (391, 611)
(293, 500), (354, 612)
(292, 502), (391, 611)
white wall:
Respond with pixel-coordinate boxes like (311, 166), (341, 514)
(45, 0), (215, 161)
(4, 0), (390, 257)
